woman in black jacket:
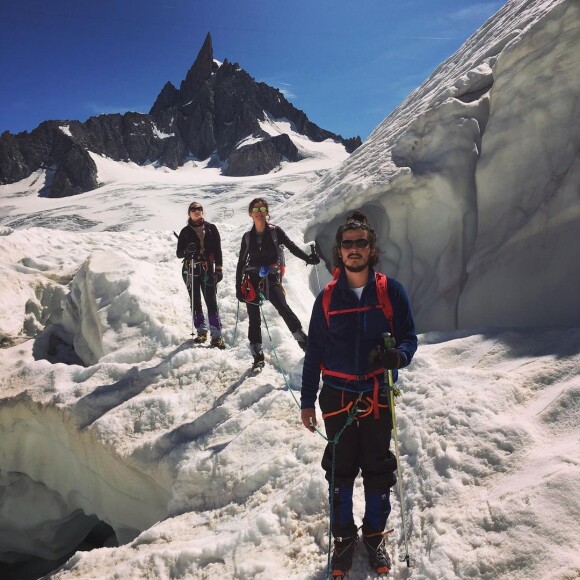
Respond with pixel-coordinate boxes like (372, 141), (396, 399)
(236, 197), (320, 370)
(176, 202), (225, 349)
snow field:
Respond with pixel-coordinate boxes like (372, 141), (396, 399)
(0, 216), (578, 578)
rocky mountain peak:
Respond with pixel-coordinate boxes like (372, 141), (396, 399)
(149, 81), (179, 117)
(0, 32), (361, 197)
(179, 32), (215, 105)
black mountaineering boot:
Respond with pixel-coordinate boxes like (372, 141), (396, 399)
(330, 533), (358, 578)
(363, 534), (391, 576)
(250, 343), (265, 372)
(193, 331), (208, 344)
(252, 351), (265, 372)
(210, 336), (225, 349)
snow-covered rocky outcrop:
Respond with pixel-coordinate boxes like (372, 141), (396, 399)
(301, 0), (580, 332)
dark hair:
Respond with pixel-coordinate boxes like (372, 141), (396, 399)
(248, 198), (269, 215)
(332, 211), (379, 268)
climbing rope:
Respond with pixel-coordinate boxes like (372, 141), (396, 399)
(259, 300), (328, 441)
(324, 396), (363, 579)
(258, 300), (369, 579)
(240, 292), (397, 577)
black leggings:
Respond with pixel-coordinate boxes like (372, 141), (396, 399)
(182, 262), (221, 333)
(182, 262), (218, 313)
(245, 273), (302, 344)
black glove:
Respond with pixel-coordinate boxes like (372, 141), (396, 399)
(306, 253), (320, 265)
(368, 345), (402, 371)
(214, 270), (223, 284)
(184, 242), (198, 259)
(236, 288), (245, 302)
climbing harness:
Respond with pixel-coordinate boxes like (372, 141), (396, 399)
(321, 392), (389, 421)
(321, 366), (386, 420)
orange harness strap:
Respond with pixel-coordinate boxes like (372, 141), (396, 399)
(322, 367), (386, 419)
(322, 400), (356, 420)
(321, 395), (389, 421)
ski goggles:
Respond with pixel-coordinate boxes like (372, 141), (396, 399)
(251, 206), (268, 213)
(340, 238), (370, 249)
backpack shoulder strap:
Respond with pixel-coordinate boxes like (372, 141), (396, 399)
(322, 282), (337, 326)
(322, 268), (341, 326)
(267, 224), (286, 276)
(241, 231), (251, 265)
(268, 223), (279, 249)
(375, 272), (395, 335)
(321, 270), (395, 334)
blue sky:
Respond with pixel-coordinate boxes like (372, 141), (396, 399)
(0, 0), (504, 141)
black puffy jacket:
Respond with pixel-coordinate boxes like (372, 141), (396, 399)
(176, 219), (222, 267)
(235, 224), (309, 288)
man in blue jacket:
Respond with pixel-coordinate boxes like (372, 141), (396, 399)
(301, 211), (417, 577)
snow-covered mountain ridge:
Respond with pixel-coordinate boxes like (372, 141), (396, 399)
(0, 33), (359, 197)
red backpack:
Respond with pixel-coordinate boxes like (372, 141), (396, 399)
(320, 269), (395, 420)
(321, 269), (394, 335)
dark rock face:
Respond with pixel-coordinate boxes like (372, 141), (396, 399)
(223, 134), (302, 177)
(0, 132), (29, 183)
(49, 145), (98, 197)
(150, 82), (179, 117)
(0, 32), (361, 197)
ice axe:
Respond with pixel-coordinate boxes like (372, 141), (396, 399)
(310, 243), (321, 293)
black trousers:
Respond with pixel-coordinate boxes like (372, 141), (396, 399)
(245, 273), (302, 344)
(182, 261), (221, 333)
(319, 384), (397, 490)
(319, 384), (397, 536)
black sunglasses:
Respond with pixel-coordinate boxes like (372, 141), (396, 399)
(189, 206), (203, 213)
(340, 238), (370, 249)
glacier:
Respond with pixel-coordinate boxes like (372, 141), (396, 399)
(0, 0), (578, 578)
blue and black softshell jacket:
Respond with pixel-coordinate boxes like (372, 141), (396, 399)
(300, 266), (418, 409)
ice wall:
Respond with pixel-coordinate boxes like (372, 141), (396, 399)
(300, 0), (580, 332)
(60, 251), (177, 366)
(0, 398), (172, 562)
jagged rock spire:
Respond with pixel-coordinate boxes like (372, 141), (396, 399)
(179, 32), (214, 104)
(149, 81), (179, 116)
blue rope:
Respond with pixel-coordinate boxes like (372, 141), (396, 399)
(258, 300), (328, 441)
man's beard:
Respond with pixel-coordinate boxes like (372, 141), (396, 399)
(344, 255), (369, 273)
